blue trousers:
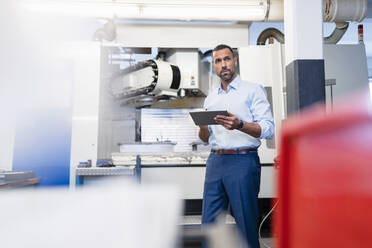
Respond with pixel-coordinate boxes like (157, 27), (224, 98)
(201, 152), (261, 248)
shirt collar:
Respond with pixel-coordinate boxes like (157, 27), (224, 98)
(218, 75), (241, 94)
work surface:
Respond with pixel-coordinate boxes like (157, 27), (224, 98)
(76, 166), (136, 176)
(111, 152), (210, 166)
(0, 178), (40, 190)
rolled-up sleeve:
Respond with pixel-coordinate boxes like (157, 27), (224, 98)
(251, 85), (275, 139)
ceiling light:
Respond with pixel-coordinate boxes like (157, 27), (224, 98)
(19, 0), (269, 21)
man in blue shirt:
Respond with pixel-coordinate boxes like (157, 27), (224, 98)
(199, 44), (274, 248)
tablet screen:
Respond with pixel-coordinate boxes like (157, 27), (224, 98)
(189, 110), (228, 125)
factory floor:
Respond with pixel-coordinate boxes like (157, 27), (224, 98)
(181, 230), (275, 248)
(181, 199), (275, 248)
(260, 237), (275, 248)
(181, 215), (275, 248)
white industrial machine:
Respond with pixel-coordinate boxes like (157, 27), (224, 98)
(110, 59), (182, 98)
(109, 49), (209, 105)
(68, 41), (369, 203)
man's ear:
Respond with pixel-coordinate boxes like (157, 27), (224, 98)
(212, 62), (216, 73)
(234, 56), (238, 67)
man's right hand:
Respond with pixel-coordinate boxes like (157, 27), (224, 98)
(198, 125), (210, 143)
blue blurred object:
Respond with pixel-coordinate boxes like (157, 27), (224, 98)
(96, 160), (114, 167)
(12, 109), (72, 186)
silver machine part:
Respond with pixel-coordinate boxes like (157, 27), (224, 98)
(109, 59), (181, 100)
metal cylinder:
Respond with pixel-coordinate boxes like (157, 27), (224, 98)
(152, 60), (181, 96)
(266, 0), (284, 21)
(268, 0), (367, 23)
(323, 0), (367, 22)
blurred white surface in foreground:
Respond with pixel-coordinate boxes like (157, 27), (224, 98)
(0, 183), (181, 248)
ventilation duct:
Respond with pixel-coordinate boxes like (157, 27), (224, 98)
(324, 0), (368, 23)
(257, 22), (349, 45)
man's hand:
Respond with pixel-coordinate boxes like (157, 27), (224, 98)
(214, 111), (240, 130)
(215, 111), (261, 138)
(199, 125), (210, 142)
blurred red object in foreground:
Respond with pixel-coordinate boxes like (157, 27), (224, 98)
(275, 92), (372, 248)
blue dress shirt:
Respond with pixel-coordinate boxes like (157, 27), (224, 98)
(203, 75), (274, 149)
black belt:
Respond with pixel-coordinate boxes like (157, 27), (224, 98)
(211, 148), (258, 155)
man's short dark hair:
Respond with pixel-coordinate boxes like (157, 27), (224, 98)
(213, 44), (235, 57)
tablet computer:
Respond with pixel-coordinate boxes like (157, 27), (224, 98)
(189, 110), (228, 125)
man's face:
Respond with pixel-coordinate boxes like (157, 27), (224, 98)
(212, 48), (237, 82)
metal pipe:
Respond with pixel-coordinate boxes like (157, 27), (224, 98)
(257, 27), (284, 45)
(324, 22), (349, 44)
(257, 21), (349, 45)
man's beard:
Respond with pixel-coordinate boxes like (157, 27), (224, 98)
(219, 69), (234, 82)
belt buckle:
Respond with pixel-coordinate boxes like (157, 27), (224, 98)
(238, 149), (249, 154)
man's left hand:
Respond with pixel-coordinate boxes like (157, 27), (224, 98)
(214, 111), (240, 130)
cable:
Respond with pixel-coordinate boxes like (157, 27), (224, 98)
(258, 200), (279, 248)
